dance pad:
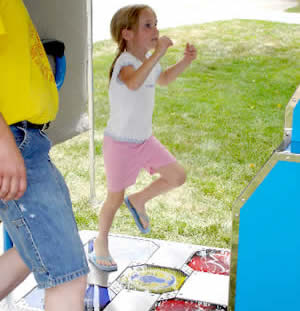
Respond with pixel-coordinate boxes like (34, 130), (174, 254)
(0, 231), (230, 310)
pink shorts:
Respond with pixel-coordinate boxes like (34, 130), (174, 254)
(103, 135), (176, 192)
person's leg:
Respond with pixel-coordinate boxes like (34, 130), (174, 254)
(94, 190), (125, 267)
(128, 162), (186, 228)
(0, 247), (30, 300)
(0, 127), (89, 308)
(44, 275), (87, 311)
(0, 249), (87, 309)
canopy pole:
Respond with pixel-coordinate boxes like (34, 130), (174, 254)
(87, 0), (96, 205)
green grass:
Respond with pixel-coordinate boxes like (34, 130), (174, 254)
(286, 0), (300, 12)
(51, 20), (300, 249)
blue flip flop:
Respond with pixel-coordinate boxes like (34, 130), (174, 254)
(88, 252), (118, 272)
(124, 196), (150, 234)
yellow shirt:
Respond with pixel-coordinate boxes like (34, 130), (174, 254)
(0, 16), (5, 35)
(0, 0), (58, 125)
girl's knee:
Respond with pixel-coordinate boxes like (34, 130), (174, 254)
(159, 162), (186, 188)
(178, 169), (187, 186)
(171, 167), (186, 187)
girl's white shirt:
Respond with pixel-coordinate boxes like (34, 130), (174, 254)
(104, 51), (162, 143)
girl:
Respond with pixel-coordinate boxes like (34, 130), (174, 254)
(89, 4), (197, 271)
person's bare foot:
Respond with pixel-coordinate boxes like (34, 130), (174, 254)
(93, 237), (117, 267)
(126, 195), (149, 230)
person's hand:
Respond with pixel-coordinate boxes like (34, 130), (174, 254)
(155, 36), (173, 57)
(0, 131), (27, 201)
(183, 43), (197, 64)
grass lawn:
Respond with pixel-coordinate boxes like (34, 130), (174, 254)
(50, 19), (300, 249)
(286, 0), (300, 12)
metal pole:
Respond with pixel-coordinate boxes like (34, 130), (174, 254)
(87, 0), (96, 205)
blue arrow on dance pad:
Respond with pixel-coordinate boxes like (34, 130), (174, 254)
(131, 273), (176, 287)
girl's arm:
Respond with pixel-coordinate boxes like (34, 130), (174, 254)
(119, 36), (173, 90)
(157, 43), (197, 86)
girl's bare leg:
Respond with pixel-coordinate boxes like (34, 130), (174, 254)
(94, 190), (125, 266)
(128, 162), (186, 228)
(0, 247), (30, 300)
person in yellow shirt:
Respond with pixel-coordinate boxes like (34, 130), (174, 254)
(0, 1), (89, 309)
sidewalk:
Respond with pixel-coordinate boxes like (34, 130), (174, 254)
(92, 0), (299, 42)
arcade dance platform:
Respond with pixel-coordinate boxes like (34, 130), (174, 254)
(0, 231), (230, 310)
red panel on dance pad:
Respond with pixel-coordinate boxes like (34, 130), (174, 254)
(155, 299), (224, 311)
(188, 249), (230, 275)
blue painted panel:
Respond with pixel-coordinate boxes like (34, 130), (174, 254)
(3, 226), (13, 252)
(235, 161), (300, 311)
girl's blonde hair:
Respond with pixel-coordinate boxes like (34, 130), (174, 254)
(109, 4), (155, 80)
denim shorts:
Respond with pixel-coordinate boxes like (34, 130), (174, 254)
(0, 126), (89, 289)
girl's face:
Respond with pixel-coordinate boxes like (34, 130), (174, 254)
(133, 8), (159, 53)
